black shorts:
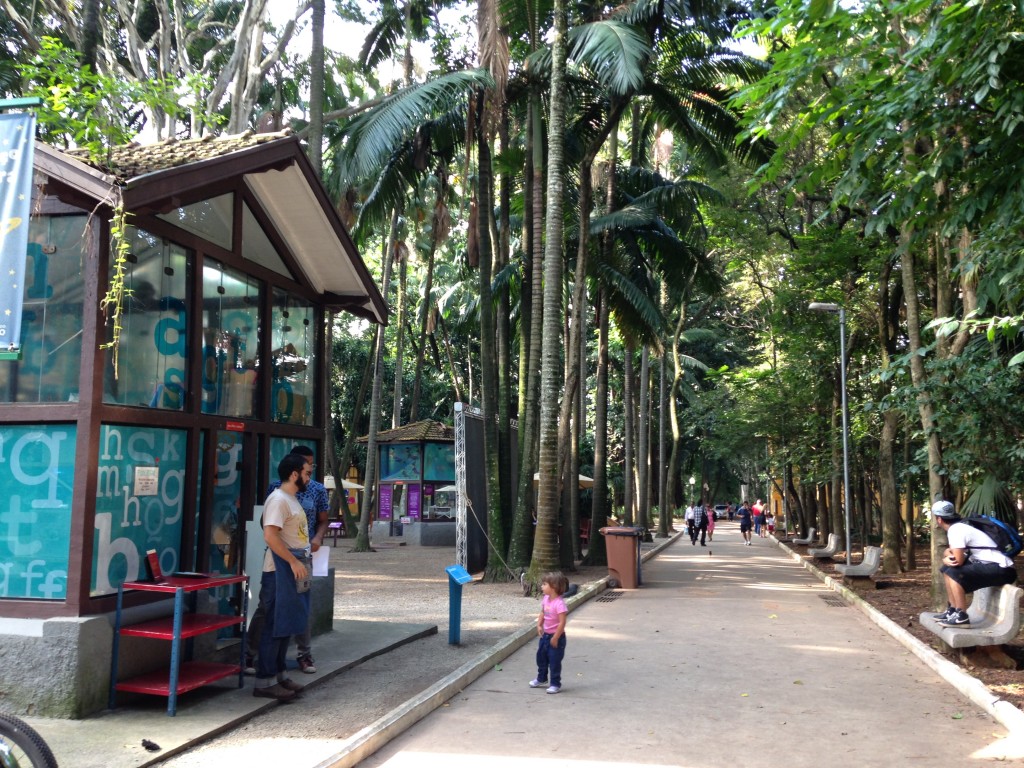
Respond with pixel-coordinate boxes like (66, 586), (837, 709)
(940, 560), (1017, 593)
(740, 523), (751, 533)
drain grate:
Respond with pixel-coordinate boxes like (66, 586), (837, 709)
(597, 590), (624, 602)
(819, 594), (849, 608)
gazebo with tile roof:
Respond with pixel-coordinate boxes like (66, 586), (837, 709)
(0, 131), (385, 717)
(359, 420), (457, 531)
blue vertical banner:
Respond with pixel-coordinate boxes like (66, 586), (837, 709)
(0, 112), (35, 354)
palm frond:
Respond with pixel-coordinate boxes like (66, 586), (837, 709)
(336, 69), (493, 180)
(568, 20), (651, 96)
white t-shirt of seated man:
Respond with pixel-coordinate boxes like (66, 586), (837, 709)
(947, 521), (1013, 568)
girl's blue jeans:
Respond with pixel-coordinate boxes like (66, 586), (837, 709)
(536, 632), (566, 688)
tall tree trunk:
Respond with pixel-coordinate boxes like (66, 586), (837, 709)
(356, 212), (399, 551)
(901, 234), (946, 603)
(391, 242), (408, 428)
(307, 0), (325, 176)
(335, 336), (374, 536)
(530, 0), (568, 580)
(637, 345), (651, 536)
(622, 340), (636, 526)
(477, 106), (508, 580)
(583, 292), (610, 566)
(496, 105), (514, 553)
(508, 96), (545, 570)
(409, 173), (445, 420)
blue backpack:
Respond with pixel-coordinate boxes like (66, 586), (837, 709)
(964, 515), (1023, 558)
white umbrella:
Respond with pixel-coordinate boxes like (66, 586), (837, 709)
(435, 484), (458, 493)
(325, 476), (364, 491)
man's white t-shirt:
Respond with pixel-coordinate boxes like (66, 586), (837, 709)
(262, 488), (309, 572)
(947, 521), (1013, 567)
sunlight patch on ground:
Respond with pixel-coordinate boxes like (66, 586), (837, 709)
(972, 732), (1024, 760)
(743, 582), (829, 592)
(361, 752), (693, 768)
(787, 644), (869, 655)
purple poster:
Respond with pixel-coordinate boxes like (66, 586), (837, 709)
(378, 484), (393, 520)
(408, 484), (421, 520)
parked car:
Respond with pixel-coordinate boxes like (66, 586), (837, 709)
(713, 504), (729, 520)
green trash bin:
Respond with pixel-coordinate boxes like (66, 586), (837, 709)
(599, 526), (643, 588)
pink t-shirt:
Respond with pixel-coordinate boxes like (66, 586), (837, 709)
(541, 594), (568, 634)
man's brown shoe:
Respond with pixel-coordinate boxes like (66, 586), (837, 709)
(277, 678), (305, 693)
(253, 683), (297, 702)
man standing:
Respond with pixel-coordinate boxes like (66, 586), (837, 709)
(685, 504), (696, 544)
(247, 445), (330, 675)
(692, 503), (709, 547)
(253, 453), (311, 701)
(737, 501), (753, 546)
(752, 498), (765, 537)
(930, 500), (1017, 627)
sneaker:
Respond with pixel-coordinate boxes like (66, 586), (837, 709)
(939, 609), (970, 627)
(546, 685), (561, 694)
(930, 606), (954, 622)
(244, 654), (256, 675)
(253, 683), (296, 702)
(297, 653), (317, 674)
(529, 679), (545, 688)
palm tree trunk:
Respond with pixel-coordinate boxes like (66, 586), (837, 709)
(508, 96), (545, 570)
(637, 345), (651, 534)
(622, 340), (636, 526)
(530, 0), (568, 580)
(477, 109), (508, 580)
(583, 291), (610, 566)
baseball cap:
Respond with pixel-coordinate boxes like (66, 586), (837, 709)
(931, 500), (957, 519)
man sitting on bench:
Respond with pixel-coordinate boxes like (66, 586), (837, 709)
(930, 500), (1017, 627)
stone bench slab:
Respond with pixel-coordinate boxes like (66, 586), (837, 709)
(918, 584), (1023, 648)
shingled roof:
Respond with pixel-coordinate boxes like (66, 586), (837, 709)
(65, 130), (293, 185)
(33, 131), (388, 324)
(361, 420), (454, 444)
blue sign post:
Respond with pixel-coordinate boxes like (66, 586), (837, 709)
(0, 103), (38, 361)
(445, 564), (473, 645)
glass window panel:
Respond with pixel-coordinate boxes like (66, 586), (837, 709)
(103, 228), (189, 409)
(242, 203), (293, 279)
(423, 442), (455, 481)
(270, 289), (316, 426)
(0, 215), (87, 403)
(380, 444), (421, 481)
(201, 260), (262, 417)
(156, 193), (233, 250)
(0, 424), (76, 600)
(91, 424), (187, 596)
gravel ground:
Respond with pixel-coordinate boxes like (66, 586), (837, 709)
(153, 540), (608, 767)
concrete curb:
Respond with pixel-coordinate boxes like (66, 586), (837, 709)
(314, 528), (685, 768)
(774, 536), (1024, 736)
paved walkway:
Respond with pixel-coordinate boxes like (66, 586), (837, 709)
(351, 524), (1024, 768)
(25, 522), (1024, 767)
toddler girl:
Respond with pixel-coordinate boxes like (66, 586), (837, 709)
(530, 571), (569, 694)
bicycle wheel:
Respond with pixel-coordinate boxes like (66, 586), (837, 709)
(0, 713), (58, 768)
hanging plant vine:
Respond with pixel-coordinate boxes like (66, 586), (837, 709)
(99, 196), (130, 378)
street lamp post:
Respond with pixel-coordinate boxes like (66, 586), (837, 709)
(809, 302), (852, 566)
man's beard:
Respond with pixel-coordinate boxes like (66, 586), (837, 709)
(296, 476), (308, 493)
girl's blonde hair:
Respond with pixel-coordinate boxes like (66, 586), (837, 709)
(541, 571), (569, 596)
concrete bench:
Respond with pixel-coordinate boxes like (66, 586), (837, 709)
(791, 527), (817, 546)
(808, 532), (839, 560)
(836, 546), (881, 590)
(918, 584), (1023, 649)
